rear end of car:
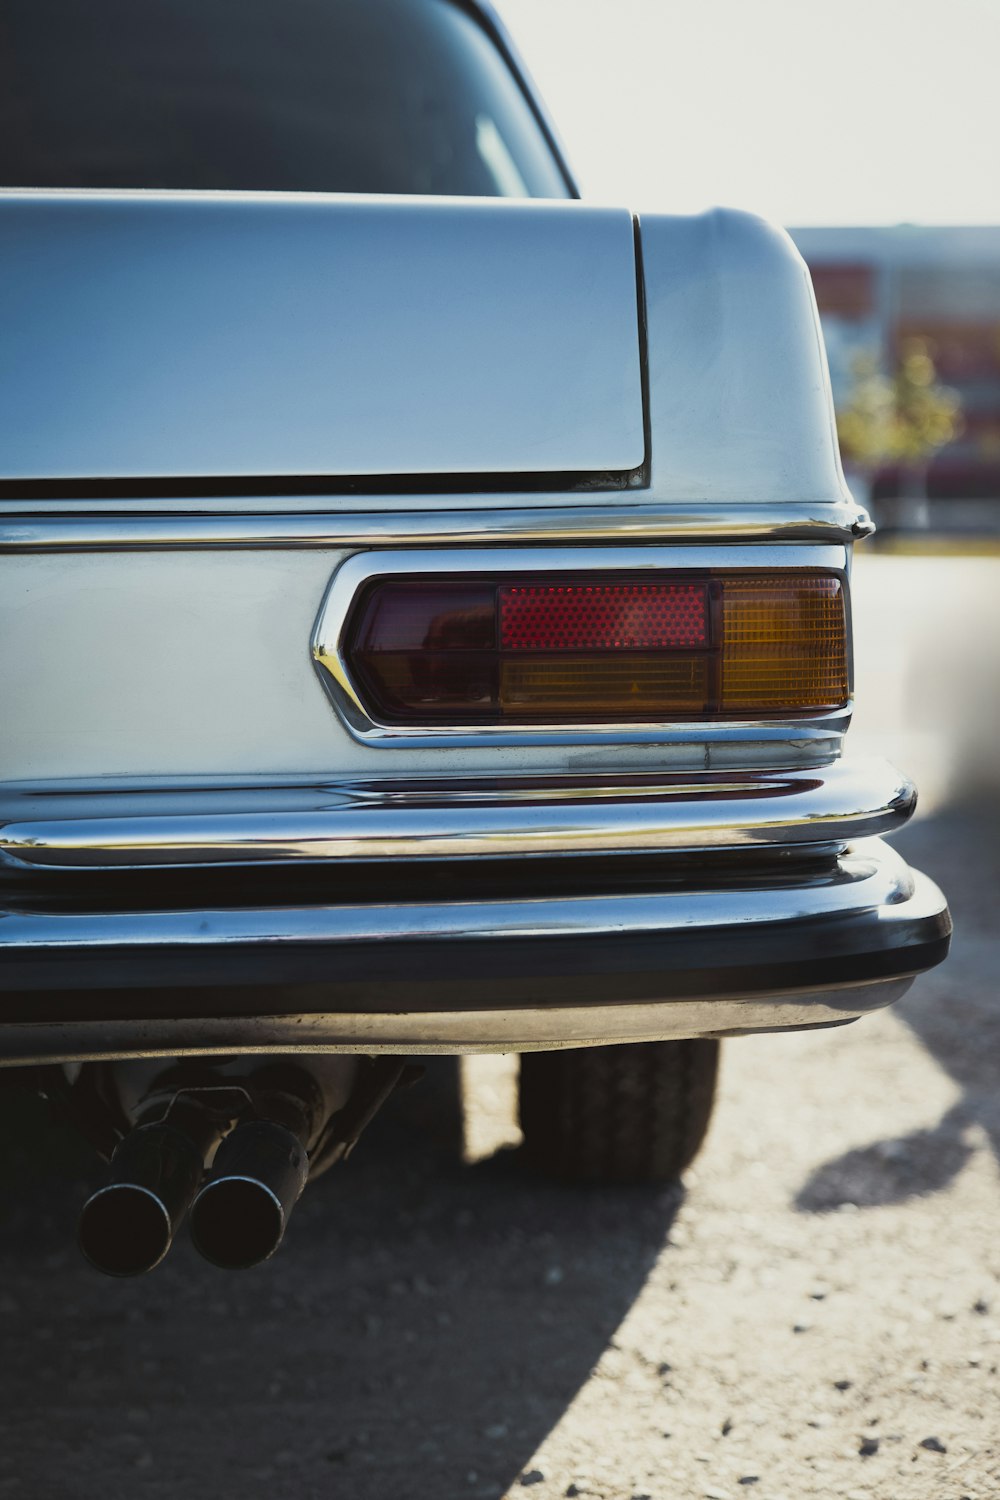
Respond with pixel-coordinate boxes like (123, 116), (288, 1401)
(0, 192), (949, 1058)
(0, 0), (949, 1267)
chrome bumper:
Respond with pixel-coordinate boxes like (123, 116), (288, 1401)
(0, 827), (950, 1062)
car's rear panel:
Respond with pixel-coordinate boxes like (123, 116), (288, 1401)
(0, 192), (850, 789)
(0, 193), (950, 1057)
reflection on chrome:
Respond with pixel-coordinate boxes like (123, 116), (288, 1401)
(0, 759), (913, 872)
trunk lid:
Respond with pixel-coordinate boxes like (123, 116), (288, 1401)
(0, 191), (644, 483)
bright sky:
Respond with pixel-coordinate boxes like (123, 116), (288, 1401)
(496, 0), (1000, 227)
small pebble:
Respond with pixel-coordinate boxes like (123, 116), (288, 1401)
(858, 1436), (880, 1457)
(520, 1471), (545, 1487)
(919, 1436), (947, 1454)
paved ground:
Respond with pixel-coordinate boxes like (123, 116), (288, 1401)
(0, 552), (997, 1500)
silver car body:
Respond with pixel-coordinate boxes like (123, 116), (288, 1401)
(0, 2), (949, 1063)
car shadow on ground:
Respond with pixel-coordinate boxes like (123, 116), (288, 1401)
(0, 1058), (680, 1500)
(795, 799), (1000, 1214)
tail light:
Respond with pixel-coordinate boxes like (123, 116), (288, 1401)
(343, 572), (848, 725)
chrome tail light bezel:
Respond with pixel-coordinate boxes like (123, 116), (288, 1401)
(311, 544), (853, 749)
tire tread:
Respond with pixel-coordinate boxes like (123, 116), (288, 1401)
(518, 1039), (719, 1185)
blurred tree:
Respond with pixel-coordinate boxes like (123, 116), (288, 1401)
(837, 338), (964, 499)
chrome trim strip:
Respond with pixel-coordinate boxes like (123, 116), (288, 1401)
(311, 542), (850, 747)
(0, 500), (874, 552)
(0, 759), (913, 872)
(0, 982), (916, 1063)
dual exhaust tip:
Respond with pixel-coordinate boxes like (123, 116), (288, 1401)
(78, 1116), (309, 1278)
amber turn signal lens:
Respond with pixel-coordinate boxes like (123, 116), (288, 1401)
(720, 576), (848, 713)
(344, 572), (848, 725)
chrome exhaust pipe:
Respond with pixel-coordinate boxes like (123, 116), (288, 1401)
(78, 1116), (207, 1277)
(189, 1118), (309, 1270)
(74, 1057), (384, 1274)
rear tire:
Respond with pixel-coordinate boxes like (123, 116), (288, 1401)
(518, 1039), (719, 1185)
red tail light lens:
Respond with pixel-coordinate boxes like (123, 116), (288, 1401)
(344, 573), (848, 725)
(499, 583), (707, 651)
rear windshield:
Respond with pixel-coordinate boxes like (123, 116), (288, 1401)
(0, 0), (570, 197)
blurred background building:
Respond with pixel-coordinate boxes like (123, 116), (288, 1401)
(790, 227), (1000, 521)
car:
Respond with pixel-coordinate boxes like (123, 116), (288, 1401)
(0, 0), (950, 1275)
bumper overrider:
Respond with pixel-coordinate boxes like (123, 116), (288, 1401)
(0, 758), (950, 1062)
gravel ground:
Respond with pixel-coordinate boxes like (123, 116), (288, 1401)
(0, 554), (997, 1500)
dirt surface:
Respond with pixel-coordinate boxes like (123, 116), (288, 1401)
(0, 555), (997, 1500)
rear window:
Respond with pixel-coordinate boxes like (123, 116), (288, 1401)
(0, 0), (570, 197)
